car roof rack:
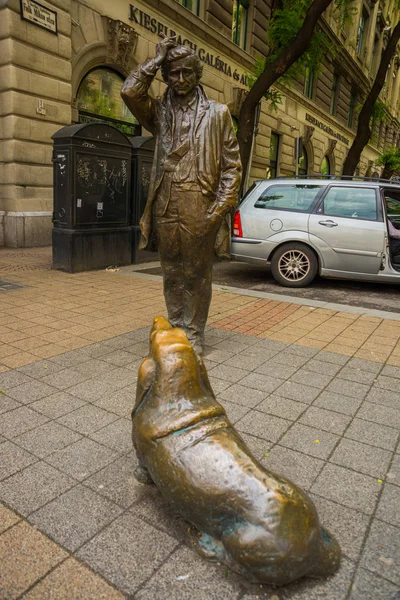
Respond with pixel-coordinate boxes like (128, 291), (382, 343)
(270, 175), (400, 184)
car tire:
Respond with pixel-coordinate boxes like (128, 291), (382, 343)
(271, 243), (318, 287)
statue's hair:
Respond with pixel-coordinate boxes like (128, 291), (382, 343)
(161, 45), (203, 83)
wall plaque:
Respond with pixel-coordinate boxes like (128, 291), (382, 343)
(20, 0), (57, 34)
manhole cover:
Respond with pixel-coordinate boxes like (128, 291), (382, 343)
(0, 279), (27, 291)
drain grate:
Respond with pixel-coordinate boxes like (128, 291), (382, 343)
(0, 279), (28, 291)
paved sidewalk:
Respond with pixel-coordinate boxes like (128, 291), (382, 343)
(0, 247), (399, 599)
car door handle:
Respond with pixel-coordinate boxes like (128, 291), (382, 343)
(318, 220), (338, 227)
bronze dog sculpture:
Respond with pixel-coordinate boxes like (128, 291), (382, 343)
(131, 317), (340, 585)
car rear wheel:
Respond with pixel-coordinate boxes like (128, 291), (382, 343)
(271, 243), (318, 287)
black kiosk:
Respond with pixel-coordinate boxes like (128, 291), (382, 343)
(51, 123), (132, 273)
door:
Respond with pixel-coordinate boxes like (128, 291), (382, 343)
(308, 186), (385, 274)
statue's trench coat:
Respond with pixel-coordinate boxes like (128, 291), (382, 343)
(121, 59), (242, 258)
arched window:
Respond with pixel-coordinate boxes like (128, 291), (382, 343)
(77, 68), (141, 136)
(298, 146), (308, 176)
(321, 155), (330, 175)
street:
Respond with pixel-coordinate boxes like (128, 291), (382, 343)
(138, 259), (400, 314)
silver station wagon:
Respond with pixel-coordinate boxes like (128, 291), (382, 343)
(231, 178), (400, 287)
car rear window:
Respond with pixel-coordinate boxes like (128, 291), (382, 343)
(254, 185), (322, 212)
(321, 187), (377, 220)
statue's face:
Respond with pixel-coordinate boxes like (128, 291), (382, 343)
(167, 57), (199, 97)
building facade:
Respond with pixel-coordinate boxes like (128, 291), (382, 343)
(0, 0), (399, 247)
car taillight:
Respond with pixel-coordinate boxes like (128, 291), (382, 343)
(233, 210), (243, 238)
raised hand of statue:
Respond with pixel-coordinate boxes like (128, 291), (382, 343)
(154, 35), (177, 67)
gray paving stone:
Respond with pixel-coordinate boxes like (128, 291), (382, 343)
(274, 381), (320, 404)
(135, 544), (242, 600)
(13, 421), (82, 459)
(236, 410), (291, 443)
(357, 402), (400, 428)
(50, 350), (92, 367)
(29, 391), (87, 419)
(0, 441), (37, 481)
(376, 484), (400, 527)
(5, 380), (58, 404)
(74, 358), (119, 377)
(29, 485), (123, 551)
(331, 438), (392, 478)
(56, 404), (119, 435)
(0, 406), (49, 439)
(130, 485), (188, 542)
(278, 557), (355, 600)
(40, 367), (89, 391)
(269, 352), (310, 368)
(304, 359), (343, 376)
(255, 361), (299, 380)
(338, 367), (378, 385)
(243, 345), (280, 359)
(100, 350), (137, 367)
(17, 360), (64, 379)
(0, 460), (75, 515)
(0, 395), (21, 414)
(208, 377), (231, 394)
(387, 454), (400, 487)
(257, 395), (307, 421)
(239, 372), (284, 394)
(253, 338), (288, 352)
(326, 378), (370, 400)
(207, 364), (249, 383)
(213, 339), (251, 354)
(223, 353), (267, 371)
(96, 367), (138, 389)
(262, 445), (324, 490)
(289, 369), (333, 390)
(299, 406), (351, 435)
(286, 345), (319, 358)
(311, 464), (381, 514)
(314, 351), (349, 365)
(217, 384), (266, 408)
(344, 418), (399, 451)
(374, 375), (400, 394)
(366, 387), (399, 409)
(89, 418), (132, 453)
(77, 512), (179, 595)
(360, 519), (400, 585)
(45, 438), (119, 481)
(220, 399), (251, 424)
(94, 385), (135, 417)
(84, 452), (142, 509)
(347, 358), (382, 373)
(310, 494), (369, 562)
(225, 332), (259, 346)
(314, 391), (363, 416)
(350, 567), (399, 600)
(0, 370), (32, 389)
(381, 364), (400, 379)
(238, 432), (271, 461)
(279, 423), (339, 459)
(202, 349), (234, 363)
(67, 379), (120, 402)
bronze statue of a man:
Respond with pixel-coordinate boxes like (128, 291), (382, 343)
(121, 37), (242, 354)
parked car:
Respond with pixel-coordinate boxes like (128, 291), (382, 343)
(231, 177), (400, 287)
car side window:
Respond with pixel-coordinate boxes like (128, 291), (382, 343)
(319, 187), (377, 220)
(385, 194), (400, 225)
(255, 185), (322, 212)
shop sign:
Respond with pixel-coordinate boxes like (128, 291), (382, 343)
(129, 4), (248, 85)
(20, 0), (57, 34)
(305, 113), (349, 145)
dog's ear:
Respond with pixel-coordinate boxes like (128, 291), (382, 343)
(196, 354), (217, 398)
(132, 357), (156, 415)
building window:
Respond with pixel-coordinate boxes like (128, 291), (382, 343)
(267, 132), (280, 178)
(357, 9), (368, 57)
(77, 68), (140, 136)
(176, 0), (199, 15)
(330, 73), (340, 115)
(321, 156), (331, 175)
(304, 67), (315, 99)
(348, 92), (356, 128)
(298, 145), (308, 176)
(232, 0), (249, 50)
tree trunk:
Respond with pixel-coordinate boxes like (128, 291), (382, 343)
(237, 0), (334, 193)
(342, 20), (400, 177)
(381, 165), (394, 180)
